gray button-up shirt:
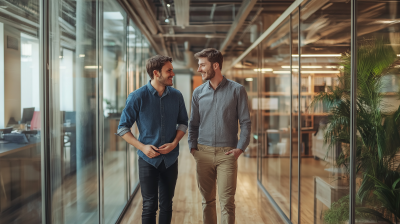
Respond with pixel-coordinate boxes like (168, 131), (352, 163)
(188, 77), (251, 151)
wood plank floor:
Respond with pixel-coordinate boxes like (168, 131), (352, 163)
(120, 137), (283, 224)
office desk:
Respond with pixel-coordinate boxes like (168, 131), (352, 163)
(0, 137), (41, 213)
(0, 137), (41, 157)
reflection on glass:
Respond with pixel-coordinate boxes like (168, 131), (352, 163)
(257, 18), (292, 218)
(49, 0), (99, 223)
(0, 0), (42, 223)
(103, 1), (128, 223)
(353, 1), (400, 223)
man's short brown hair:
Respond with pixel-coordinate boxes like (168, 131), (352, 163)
(194, 48), (223, 70)
(146, 55), (173, 79)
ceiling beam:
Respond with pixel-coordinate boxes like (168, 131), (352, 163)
(210, 4), (217, 20)
(119, 0), (164, 55)
(219, 0), (258, 54)
(188, 1), (293, 4)
(227, 7), (263, 54)
(222, 0), (304, 74)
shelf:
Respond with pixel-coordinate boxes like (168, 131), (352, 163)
(261, 112), (329, 116)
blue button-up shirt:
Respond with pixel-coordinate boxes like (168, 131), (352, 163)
(117, 81), (188, 168)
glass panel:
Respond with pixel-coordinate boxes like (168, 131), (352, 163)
(291, 9), (299, 224)
(299, 1), (351, 223)
(234, 49), (259, 159)
(48, 0), (99, 223)
(259, 18), (291, 218)
(0, 0), (42, 222)
(355, 1), (400, 223)
(127, 20), (139, 194)
(103, 1), (128, 223)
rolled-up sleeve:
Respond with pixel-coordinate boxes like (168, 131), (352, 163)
(188, 90), (200, 150)
(176, 93), (188, 133)
(117, 93), (138, 137)
(236, 86), (251, 151)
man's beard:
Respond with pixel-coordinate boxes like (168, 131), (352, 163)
(157, 74), (173, 86)
(203, 67), (215, 80)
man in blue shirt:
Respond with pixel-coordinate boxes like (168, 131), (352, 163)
(117, 55), (188, 224)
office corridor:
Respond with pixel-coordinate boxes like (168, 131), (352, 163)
(120, 136), (283, 224)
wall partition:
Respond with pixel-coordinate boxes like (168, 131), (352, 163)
(226, 0), (400, 223)
(0, 0), (155, 223)
(0, 1), (43, 223)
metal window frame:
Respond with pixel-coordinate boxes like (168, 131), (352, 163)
(97, 0), (105, 223)
(40, 0), (51, 223)
(297, 5), (302, 223)
(349, 0), (357, 223)
(289, 13), (293, 221)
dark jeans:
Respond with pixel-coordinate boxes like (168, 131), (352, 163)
(139, 157), (178, 224)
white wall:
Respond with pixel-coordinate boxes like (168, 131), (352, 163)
(4, 25), (21, 124)
(20, 33), (40, 113)
(174, 74), (191, 115)
(59, 48), (74, 111)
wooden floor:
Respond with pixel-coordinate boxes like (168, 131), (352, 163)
(120, 137), (284, 224)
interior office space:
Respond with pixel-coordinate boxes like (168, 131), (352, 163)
(1, 0), (400, 224)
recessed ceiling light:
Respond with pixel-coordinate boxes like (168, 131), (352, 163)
(165, 18), (170, 23)
(85, 66), (98, 69)
(292, 54), (342, 57)
(301, 71), (340, 74)
(281, 66), (323, 68)
(167, 4), (171, 7)
(273, 70), (340, 74)
(79, 54), (85, 58)
(253, 68), (273, 72)
(245, 78), (253, 81)
(273, 71), (291, 74)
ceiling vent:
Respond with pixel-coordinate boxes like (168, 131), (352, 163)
(174, 0), (190, 28)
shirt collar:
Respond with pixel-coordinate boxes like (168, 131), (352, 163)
(146, 80), (170, 97)
(208, 76), (228, 90)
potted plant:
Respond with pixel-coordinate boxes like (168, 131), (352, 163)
(311, 39), (400, 223)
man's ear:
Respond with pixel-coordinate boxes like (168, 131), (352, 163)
(153, 70), (160, 78)
(213, 62), (220, 71)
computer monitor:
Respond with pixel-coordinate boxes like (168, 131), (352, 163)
(21, 107), (35, 123)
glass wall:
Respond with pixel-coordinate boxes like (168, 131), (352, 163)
(127, 20), (140, 195)
(298, 1), (351, 223)
(0, 0), (154, 223)
(102, 1), (128, 223)
(48, 0), (99, 223)
(355, 1), (400, 224)
(0, 0), (42, 223)
(227, 0), (400, 223)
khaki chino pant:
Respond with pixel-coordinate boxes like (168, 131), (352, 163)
(192, 144), (238, 224)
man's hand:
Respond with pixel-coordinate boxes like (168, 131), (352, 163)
(225, 148), (243, 160)
(191, 148), (197, 155)
(158, 142), (178, 154)
(141, 145), (160, 158)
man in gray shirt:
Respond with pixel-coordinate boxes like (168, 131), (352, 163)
(188, 48), (251, 224)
